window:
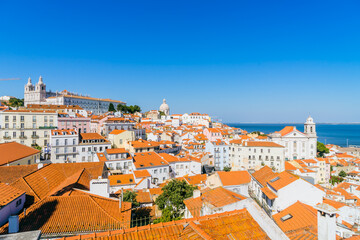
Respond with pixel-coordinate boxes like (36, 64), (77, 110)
(20, 116), (24, 122)
(15, 199), (22, 207)
(5, 116), (9, 122)
(28, 160), (31, 165)
(5, 123), (9, 129)
(56, 139), (59, 146)
(82, 148), (85, 152)
(13, 132), (16, 138)
(65, 139), (68, 145)
(21, 123), (24, 129)
(33, 116), (36, 122)
(73, 147), (76, 152)
(73, 139), (76, 145)
(32, 123), (36, 128)
(13, 123), (16, 128)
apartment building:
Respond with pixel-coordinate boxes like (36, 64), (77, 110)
(50, 129), (79, 163)
(0, 110), (58, 147)
(229, 140), (285, 172)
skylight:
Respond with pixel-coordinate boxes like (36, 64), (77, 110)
(270, 177), (280, 183)
(280, 214), (293, 222)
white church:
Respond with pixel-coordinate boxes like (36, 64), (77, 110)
(268, 116), (317, 160)
(24, 76), (125, 114)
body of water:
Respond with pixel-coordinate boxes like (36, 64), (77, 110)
(227, 123), (360, 147)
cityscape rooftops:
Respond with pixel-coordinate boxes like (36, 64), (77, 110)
(0, 142), (41, 166)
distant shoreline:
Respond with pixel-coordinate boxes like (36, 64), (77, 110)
(226, 122), (360, 125)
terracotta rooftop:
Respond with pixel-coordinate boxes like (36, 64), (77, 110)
(133, 152), (169, 168)
(245, 141), (285, 148)
(133, 170), (151, 178)
(106, 148), (128, 155)
(184, 174), (207, 186)
(251, 166), (278, 187)
(109, 174), (135, 186)
(0, 193), (131, 236)
(0, 164), (38, 184)
(0, 183), (25, 207)
(109, 129), (126, 135)
(80, 133), (108, 141)
(58, 209), (270, 240)
(267, 171), (299, 191)
(273, 201), (317, 237)
(217, 171), (251, 186)
(9, 162), (104, 204)
(136, 191), (152, 203)
(0, 142), (40, 166)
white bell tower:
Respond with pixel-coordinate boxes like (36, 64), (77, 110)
(304, 116), (316, 137)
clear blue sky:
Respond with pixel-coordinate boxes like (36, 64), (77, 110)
(1, 1), (360, 123)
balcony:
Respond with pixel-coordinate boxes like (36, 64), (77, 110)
(31, 135), (40, 139)
(39, 126), (57, 129)
(3, 136), (11, 140)
(19, 136), (27, 139)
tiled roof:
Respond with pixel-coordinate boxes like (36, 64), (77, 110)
(0, 183), (25, 207)
(184, 174), (207, 186)
(136, 191), (152, 203)
(58, 209), (270, 240)
(0, 164), (38, 184)
(273, 201), (317, 234)
(0, 142), (40, 166)
(109, 174), (135, 186)
(9, 162), (104, 203)
(246, 141), (284, 148)
(133, 170), (151, 178)
(217, 171), (251, 186)
(159, 153), (190, 163)
(96, 153), (107, 162)
(130, 140), (160, 149)
(106, 148), (128, 154)
(184, 187), (246, 217)
(133, 152), (169, 168)
(80, 133), (108, 141)
(267, 171), (299, 191)
(0, 193), (132, 236)
(251, 166), (278, 187)
(285, 161), (298, 171)
(109, 129), (126, 135)
(261, 187), (277, 200)
(322, 198), (347, 209)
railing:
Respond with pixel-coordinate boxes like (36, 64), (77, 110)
(39, 126), (57, 129)
(19, 136), (27, 139)
(3, 136), (11, 140)
(31, 135), (40, 139)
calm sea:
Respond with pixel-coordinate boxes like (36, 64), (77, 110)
(227, 123), (360, 147)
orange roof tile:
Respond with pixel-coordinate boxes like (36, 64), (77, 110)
(109, 174), (135, 186)
(0, 193), (131, 235)
(217, 171), (251, 186)
(133, 170), (151, 178)
(80, 133), (108, 141)
(246, 141), (284, 148)
(136, 191), (152, 203)
(273, 201), (317, 234)
(184, 174), (207, 186)
(323, 198), (347, 209)
(267, 171), (299, 191)
(133, 152), (169, 168)
(251, 166), (278, 186)
(0, 164), (38, 184)
(106, 148), (128, 154)
(0, 183), (25, 207)
(59, 209), (270, 240)
(0, 142), (40, 166)
(261, 187), (278, 200)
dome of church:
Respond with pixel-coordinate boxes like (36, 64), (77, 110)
(159, 99), (170, 115)
(26, 77), (33, 86)
(305, 116), (314, 124)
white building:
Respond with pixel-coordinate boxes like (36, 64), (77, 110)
(250, 166), (325, 215)
(159, 99), (170, 116)
(182, 112), (210, 127)
(78, 133), (111, 162)
(269, 116), (317, 160)
(24, 77), (125, 114)
(50, 129), (79, 163)
(0, 109), (58, 147)
(229, 140), (285, 172)
(0, 183), (26, 227)
(133, 152), (170, 185)
(95, 148), (133, 174)
(205, 140), (230, 171)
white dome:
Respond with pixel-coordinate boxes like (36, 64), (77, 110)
(305, 116), (314, 124)
(159, 99), (170, 115)
(26, 77), (33, 86)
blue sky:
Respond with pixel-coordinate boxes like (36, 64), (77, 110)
(1, 1), (360, 123)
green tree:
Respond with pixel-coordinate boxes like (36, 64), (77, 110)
(31, 143), (42, 151)
(339, 170), (347, 178)
(8, 98), (24, 108)
(123, 190), (140, 208)
(223, 166), (231, 172)
(317, 141), (329, 157)
(108, 103), (116, 112)
(154, 179), (197, 223)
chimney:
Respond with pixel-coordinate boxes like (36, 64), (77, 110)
(315, 203), (338, 240)
(193, 189), (201, 198)
(8, 215), (19, 234)
(90, 178), (110, 198)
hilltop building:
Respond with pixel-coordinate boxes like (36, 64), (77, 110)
(159, 98), (170, 115)
(24, 76), (125, 114)
(269, 116), (317, 160)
